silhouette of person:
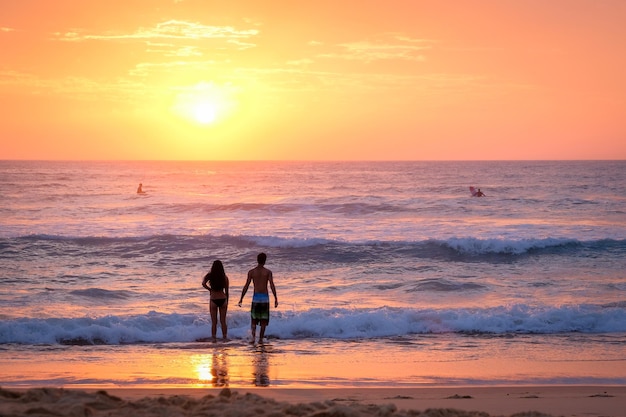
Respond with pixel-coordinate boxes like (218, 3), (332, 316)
(202, 260), (230, 341)
(238, 253), (278, 345)
(475, 188), (486, 197)
(136, 183), (146, 194)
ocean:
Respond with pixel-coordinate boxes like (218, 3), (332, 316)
(1, 160), (625, 388)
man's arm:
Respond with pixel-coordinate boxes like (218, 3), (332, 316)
(238, 273), (252, 306)
(268, 272), (278, 308)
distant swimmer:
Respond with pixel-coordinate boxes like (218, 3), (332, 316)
(137, 183), (146, 194)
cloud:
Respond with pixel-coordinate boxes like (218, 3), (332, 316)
(230, 66), (481, 97)
(146, 42), (204, 57)
(226, 39), (257, 50)
(1, 27), (15, 33)
(319, 33), (434, 63)
(0, 69), (147, 103)
(50, 20), (260, 60)
(0, 70), (38, 87)
(53, 20), (259, 47)
(128, 60), (219, 77)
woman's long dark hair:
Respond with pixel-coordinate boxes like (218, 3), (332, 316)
(207, 260), (227, 291)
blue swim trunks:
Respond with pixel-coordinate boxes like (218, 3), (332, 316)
(251, 293), (270, 322)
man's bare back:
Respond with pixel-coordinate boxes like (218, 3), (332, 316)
(249, 265), (272, 293)
(240, 264), (278, 307)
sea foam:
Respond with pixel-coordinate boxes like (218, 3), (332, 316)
(2, 304), (625, 345)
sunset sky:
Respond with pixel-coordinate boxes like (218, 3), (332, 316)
(1, 0), (625, 160)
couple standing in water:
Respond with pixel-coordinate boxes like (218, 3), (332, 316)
(202, 253), (278, 344)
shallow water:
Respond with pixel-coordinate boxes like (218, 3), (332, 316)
(3, 334), (624, 388)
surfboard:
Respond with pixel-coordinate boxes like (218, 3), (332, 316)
(469, 186), (478, 196)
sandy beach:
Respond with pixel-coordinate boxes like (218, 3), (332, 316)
(2, 386), (624, 417)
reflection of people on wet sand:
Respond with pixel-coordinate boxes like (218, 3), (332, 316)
(211, 350), (229, 387)
(238, 253), (278, 345)
(252, 345), (270, 386)
(202, 260), (230, 342)
(136, 183), (146, 194)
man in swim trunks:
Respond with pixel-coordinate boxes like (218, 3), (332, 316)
(238, 253), (278, 345)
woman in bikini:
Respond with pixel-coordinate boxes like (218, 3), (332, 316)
(202, 260), (230, 341)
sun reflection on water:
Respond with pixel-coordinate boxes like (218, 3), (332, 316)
(192, 351), (230, 387)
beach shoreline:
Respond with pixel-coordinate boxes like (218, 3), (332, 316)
(2, 385), (624, 417)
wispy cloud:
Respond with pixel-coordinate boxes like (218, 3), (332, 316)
(231, 66), (483, 98)
(53, 20), (259, 50)
(319, 34), (435, 63)
(0, 69), (148, 103)
(128, 60), (219, 77)
(145, 42), (204, 57)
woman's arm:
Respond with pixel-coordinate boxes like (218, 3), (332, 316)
(202, 273), (211, 292)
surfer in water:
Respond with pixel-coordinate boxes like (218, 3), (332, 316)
(136, 183), (146, 194)
(469, 186), (486, 197)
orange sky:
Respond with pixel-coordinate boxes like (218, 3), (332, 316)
(1, 0), (625, 160)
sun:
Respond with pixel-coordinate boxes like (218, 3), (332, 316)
(192, 101), (217, 124)
(172, 81), (237, 125)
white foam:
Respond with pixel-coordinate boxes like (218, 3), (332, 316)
(2, 304), (625, 345)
